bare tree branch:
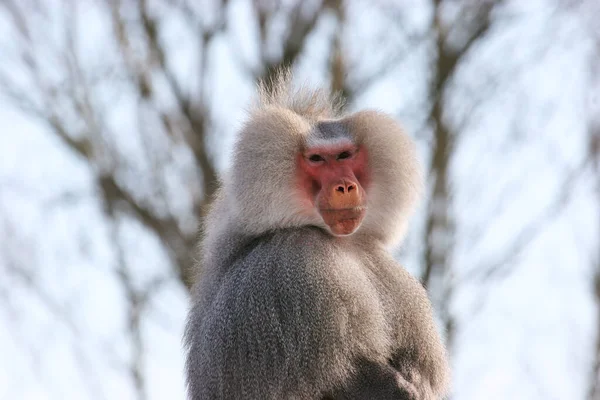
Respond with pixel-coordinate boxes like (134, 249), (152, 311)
(420, 0), (502, 355)
(257, 1), (335, 86)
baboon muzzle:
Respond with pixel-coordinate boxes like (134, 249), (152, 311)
(319, 178), (365, 235)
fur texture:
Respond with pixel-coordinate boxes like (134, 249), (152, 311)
(184, 72), (450, 399)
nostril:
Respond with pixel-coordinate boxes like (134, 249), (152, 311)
(336, 186), (345, 193)
(347, 185), (355, 192)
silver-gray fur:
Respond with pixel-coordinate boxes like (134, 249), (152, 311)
(184, 73), (450, 399)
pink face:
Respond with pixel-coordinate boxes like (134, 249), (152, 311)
(297, 142), (369, 236)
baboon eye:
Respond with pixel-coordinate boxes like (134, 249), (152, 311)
(337, 151), (351, 160)
(308, 154), (324, 162)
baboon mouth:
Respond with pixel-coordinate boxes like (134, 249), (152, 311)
(320, 206), (366, 212)
(319, 207), (366, 235)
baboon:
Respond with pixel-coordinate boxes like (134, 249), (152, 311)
(184, 72), (450, 399)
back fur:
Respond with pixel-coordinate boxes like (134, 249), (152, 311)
(186, 226), (450, 399)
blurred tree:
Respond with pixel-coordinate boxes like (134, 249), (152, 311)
(420, 0), (499, 353)
(0, 0), (595, 399)
(585, 2), (600, 398)
(0, 0), (346, 291)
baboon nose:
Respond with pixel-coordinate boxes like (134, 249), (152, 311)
(329, 180), (360, 208)
(335, 182), (356, 194)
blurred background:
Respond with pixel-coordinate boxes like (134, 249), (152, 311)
(0, 0), (598, 399)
